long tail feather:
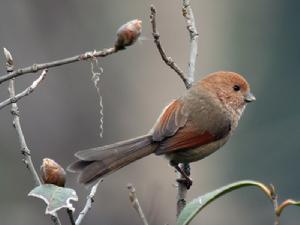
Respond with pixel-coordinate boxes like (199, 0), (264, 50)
(68, 135), (157, 185)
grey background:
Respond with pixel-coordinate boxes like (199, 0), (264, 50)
(0, 0), (299, 225)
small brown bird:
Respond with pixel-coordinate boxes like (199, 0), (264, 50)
(68, 71), (255, 185)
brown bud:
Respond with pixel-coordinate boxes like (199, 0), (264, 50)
(115, 19), (142, 49)
(41, 158), (66, 187)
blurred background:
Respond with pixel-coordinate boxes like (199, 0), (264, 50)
(0, 0), (299, 225)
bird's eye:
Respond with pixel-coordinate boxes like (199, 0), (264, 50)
(233, 85), (241, 92)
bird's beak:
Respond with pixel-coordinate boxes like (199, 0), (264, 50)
(244, 92), (256, 103)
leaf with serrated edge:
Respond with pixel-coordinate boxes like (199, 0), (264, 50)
(176, 180), (272, 225)
(28, 184), (78, 216)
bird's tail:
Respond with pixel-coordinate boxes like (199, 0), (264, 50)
(68, 135), (157, 185)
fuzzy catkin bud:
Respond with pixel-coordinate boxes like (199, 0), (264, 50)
(115, 19), (142, 49)
(41, 158), (66, 187)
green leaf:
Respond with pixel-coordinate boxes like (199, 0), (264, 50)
(28, 184), (78, 216)
(176, 180), (272, 225)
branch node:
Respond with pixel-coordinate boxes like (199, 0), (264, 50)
(16, 69), (23, 75)
(32, 64), (38, 72)
(153, 32), (160, 39)
(10, 108), (19, 116)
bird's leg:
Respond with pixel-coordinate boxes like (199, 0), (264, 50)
(173, 163), (193, 189)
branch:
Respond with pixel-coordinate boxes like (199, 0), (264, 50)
(67, 209), (76, 225)
(75, 179), (102, 225)
(4, 48), (61, 225)
(176, 163), (190, 217)
(0, 19), (142, 85)
(270, 184), (280, 225)
(0, 69), (47, 110)
(175, 0), (199, 217)
(0, 47), (118, 85)
(150, 5), (191, 89)
(127, 183), (149, 225)
(5, 48), (42, 186)
(182, 0), (199, 83)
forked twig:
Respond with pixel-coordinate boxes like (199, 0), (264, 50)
(150, 5), (191, 89)
(4, 48), (61, 225)
(0, 69), (47, 110)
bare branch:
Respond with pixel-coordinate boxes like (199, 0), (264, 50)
(6, 65), (41, 187)
(127, 183), (149, 225)
(8, 78), (42, 186)
(75, 179), (102, 225)
(176, 163), (191, 217)
(67, 209), (76, 225)
(150, 5), (191, 89)
(0, 69), (47, 110)
(270, 184), (280, 225)
(0, 47), (118, 85)
(174, 0), (199, 217)
(182, 0), (199, 83)
(4, 48), (61, 225)
(0, 19), (142, 85)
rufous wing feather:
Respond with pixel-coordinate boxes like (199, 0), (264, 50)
(155, 124), (215, 154)
(152, 99), (189, 141)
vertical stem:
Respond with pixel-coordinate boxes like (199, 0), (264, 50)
(182, 0), (199, 84)
(270, 184), (280, 225)
(9, 79), (42, 186)
(273, 197), (280, 225)
(176, 163), (191, 217)
(4, 48), (61, 225)
(127, 183), (149, 225)
(176, 0), (198, 218)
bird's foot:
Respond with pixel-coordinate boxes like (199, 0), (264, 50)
(176, 177), (193, 189)
(173, 162), (193, 189)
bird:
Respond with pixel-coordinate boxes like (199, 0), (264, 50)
(68, 71), (255, 186)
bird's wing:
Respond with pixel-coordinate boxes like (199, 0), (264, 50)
(151, 99), (189, 142)
(155, 124), (215, 154)
(152, 98), (231, 155)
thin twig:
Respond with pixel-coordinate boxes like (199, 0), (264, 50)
(8, 79), (42, 186)
(75, 179), (102, 225)
(4, 48), (61, 225)
(0, 47), (118, 85)
(0, 69), (47, 110)
(176, 163), (190, 217)
(127, 183), (149, 225)
(270, 184), (280, 225)
(182, 0), (199, 83)
(150, 5), (191, 89)
(67, 209), (76, 225)
(5, 49), (42, 186)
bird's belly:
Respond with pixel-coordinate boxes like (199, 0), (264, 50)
(166, 136), (229, 164)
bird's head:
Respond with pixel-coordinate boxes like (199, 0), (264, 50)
(201, 71), (255, 116)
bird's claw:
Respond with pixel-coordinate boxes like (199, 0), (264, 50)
(176, 177), (193, 189)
